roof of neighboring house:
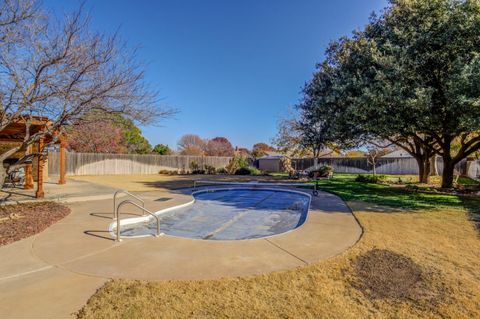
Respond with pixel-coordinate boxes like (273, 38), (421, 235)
(257, 151), (284, 159)
(382, 149), (413, 158)
(258, 155), (283, 160)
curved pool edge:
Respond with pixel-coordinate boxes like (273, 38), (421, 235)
(109, 186), (313, 241)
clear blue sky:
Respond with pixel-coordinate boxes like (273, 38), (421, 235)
(44, 0), (387, 150)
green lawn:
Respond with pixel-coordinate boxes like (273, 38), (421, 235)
(313, 174), (480, 214)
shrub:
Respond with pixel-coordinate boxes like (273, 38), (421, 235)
(225, 155), (249, 174)
(216, 167), (228, 174)
(248, 167), (262, 175)
(205, 165), (216, 175)
(234, 167), (251, 175)
(234, 166), (262, 175)
(308, 165), (333, 178)
(158, 169), (177, 175)
(191, 169), (205, 174)
(189, 161), (200, 172)
(355, 174), (387, 184)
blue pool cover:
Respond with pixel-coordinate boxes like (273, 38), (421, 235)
(120, 188), (311, 240)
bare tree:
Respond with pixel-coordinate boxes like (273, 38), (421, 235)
(366, 145), (392, 176)
(177, 134), (206, 156)
(205, 137), (234, 156)
(0, 0), (174, 184)
(272, 115), (308, 157)
(0, 0), (38, 46)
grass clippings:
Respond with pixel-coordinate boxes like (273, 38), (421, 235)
(0, 202), (70, 246)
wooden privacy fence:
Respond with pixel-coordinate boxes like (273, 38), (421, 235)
(292, 157), (420, 174)
(48, 152), (232, 176)
(291, 157), (477, 177)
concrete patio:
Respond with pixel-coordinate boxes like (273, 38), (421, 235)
(0, 177), (118, 204)
(0, 187), (362, 319)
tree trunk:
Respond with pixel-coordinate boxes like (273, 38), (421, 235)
(415, 156), (431, 184)
(441, 158), (455, 188)
(421, 157), (431, 183)
(430, 156), (438, 176)
(416, 157), (426, 183)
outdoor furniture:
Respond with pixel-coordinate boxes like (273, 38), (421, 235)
(2, 155), (35, 188)
(0, 116), (67, 198)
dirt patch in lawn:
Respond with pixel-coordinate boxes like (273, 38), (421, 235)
(0, 202), (70, 246)
(353, 248), (448, 307)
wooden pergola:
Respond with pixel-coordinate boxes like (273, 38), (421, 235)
(0, 116), (66, 198)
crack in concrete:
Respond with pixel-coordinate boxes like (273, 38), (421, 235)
(263, 238), (309, 265)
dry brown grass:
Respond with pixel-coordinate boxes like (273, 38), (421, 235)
(71, 174), (288, 192)
(78, 201), (480, 319)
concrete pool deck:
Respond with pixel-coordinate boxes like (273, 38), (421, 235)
(0, 187), (362, 318)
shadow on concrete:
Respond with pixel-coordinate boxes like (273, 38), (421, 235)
(89, 212), (113, 219)
(0, 188), (36, 202)
(84, 230), (115, 241)
(89, 211), (144, 219)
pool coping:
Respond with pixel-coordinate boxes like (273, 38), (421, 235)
(109, 186), (313, 241)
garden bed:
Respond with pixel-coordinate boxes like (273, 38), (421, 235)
(0, 202), (70, 246)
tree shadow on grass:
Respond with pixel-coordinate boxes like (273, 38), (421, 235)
(317, 178), (472, 211)
(318, 176), (480, 234)
(460, 196), (480, 232)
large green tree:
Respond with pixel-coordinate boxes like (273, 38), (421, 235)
(296, 61), (360, 158)
(365, 0), (480, 187)
(324, 35), (438, 183)
(320, 0), (480, 187)
(113, 116), (152, 154)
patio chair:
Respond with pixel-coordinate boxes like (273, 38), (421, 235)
(2, 154), (35, 188)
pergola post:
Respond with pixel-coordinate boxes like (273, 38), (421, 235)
(24, 145), (34, 189)
(36, 138), (45, 198)
(58, 138), (66, 184)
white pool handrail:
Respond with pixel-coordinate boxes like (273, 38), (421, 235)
(113, 190), (145, 220)
(115, 200), (161, 242)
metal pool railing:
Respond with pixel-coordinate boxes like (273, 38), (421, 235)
(113, 190), (145, 220)
(115, 200), (161, 242)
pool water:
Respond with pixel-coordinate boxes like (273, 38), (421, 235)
(119, 188), (311, 240)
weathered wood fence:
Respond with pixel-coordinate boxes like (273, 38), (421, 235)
(291, 157), (478, 178)
(48, 152), (232, 176)
(47, 152), (480, 178)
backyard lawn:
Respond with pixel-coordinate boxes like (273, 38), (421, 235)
(78, 174), (480, 319)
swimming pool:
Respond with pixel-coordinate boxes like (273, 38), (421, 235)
(113, 188), (311, 240)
